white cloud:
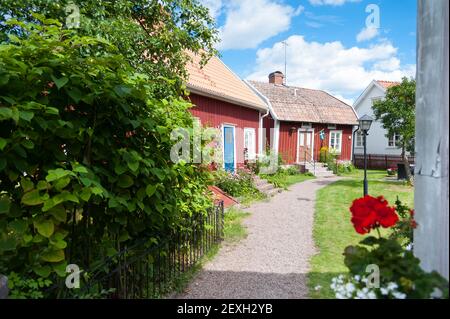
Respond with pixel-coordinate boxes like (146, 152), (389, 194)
(200, 0), (223, 19)
(217, 0), (300, 50)
(309, 0), (361, 6)
(247, 35), (416, 101)
(356, 26), (379, 42)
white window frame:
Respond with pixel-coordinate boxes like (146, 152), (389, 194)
(355, 130), (364, 148)
(388, 133), (401, 148)
(329, 130), (343, 154)
(244, 128), (256, 161)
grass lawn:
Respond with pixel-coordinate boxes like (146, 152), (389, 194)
(308, 169), (414, 299)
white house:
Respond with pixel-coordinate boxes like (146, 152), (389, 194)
(353, 80), (402, 156)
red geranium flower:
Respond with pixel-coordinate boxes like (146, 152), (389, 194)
(350, 195), (399, 234)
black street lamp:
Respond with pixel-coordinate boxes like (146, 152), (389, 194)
(358, 114), (374, 196)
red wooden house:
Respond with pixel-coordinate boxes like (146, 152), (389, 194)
(186, 53), (268, 172)
(248, 71), (358, 165)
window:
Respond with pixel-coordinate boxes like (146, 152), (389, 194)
(388, 133), (401, 147)
(301, 122), (312, 129)
(244, 128), (256, 160)
(328, 124), (337, 130)
(372, 97), (383, 106)
(329, 130), (343, 153)
(356, 131), (365, 147)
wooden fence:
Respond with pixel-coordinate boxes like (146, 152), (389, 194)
(353, 154), (415, 170)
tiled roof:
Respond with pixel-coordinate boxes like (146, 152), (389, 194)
(376, 80), (400, 89)
(249, 81), (358, 125)
(186, 53), (267, 111)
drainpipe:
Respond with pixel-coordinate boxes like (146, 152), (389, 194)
(351, 126), (359, 164)
(260, 109), (270, 155)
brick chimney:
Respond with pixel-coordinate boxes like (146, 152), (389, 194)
(269, 71), (284, 85)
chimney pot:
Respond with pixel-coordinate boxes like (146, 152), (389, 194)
(269, 71), (284, 85)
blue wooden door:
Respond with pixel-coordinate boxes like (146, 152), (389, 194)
(223, 126), (235, 172)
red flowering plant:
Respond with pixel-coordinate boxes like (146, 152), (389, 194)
(340, 196), (448, 299)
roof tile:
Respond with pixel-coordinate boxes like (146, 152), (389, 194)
(249, 81), (358, 125)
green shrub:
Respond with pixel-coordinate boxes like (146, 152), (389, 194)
(0, 17), (213, 297)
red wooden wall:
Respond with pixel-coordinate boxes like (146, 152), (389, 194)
(277, 122), (354, 164)
(188, 93), (261, 168)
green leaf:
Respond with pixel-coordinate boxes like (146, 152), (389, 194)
(117, 174), (134, 188)
(114, 85), (132, 97)
(21, 190), (44, 206)
(150, 168), (165, 181)
(127, 160), (139, 172)
(36, 181), (50, 190)
(0, 107), (13, 120)
(114, 163), (127, 175)
(41, 249), (65, 263)
(48, 205), (67, 222)
(79, 187), (92, 201)
(0, 137), (7, 150)
(34, 220), (54, 238)
(73, 164), (88, 174)
(9, 219), (27, 234)
(67, 87), (82, 103)
(21, 177), (34, 192)
(145, 184), (158, 197)
(51, 75), (69, 89)
(33, 266), (52, 278)
(53, 262), (68, 277)
(0, 196), (11, 214)
(54, 176), (71, 191)
(21, 139), (34, 149)
(46, 168), (74, 182)
(19, 111), (34, 122)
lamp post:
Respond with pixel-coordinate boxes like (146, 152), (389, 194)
(358, 115), (374, 196)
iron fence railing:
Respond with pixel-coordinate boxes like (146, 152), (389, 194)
(46, 201), (224, 299)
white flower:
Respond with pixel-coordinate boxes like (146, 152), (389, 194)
(354, 275), (361, 282)
(314, 285), (322, 291)
(405, 243), (413, 251)
(430, 288), (443, 299)
(392, 291), (407, 299)
(345, 283), (356, 294)
(356, 290), (368, 299)
(380, 287), (389, 295)
(367, 291), (377, 299)
(387, 282), (398, 291)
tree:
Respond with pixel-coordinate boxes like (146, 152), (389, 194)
(373, 77), (416, 182)
(0, 0), (219, 98)
(0, 2), (218, 297)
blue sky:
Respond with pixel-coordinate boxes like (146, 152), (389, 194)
(201, 0), (417, 104)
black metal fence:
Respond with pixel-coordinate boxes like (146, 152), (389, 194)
(47, 201), (224, 299)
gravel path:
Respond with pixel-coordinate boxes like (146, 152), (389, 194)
(176, 177), (340, 299)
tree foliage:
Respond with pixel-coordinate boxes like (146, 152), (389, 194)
(0, 0), (219, 97)
(372, 77), (416, 181)
(0, 12), (215, 297)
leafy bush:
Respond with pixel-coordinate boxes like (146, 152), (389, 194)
(0, 17), (213, 297)
(214, 169), (256, 198)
